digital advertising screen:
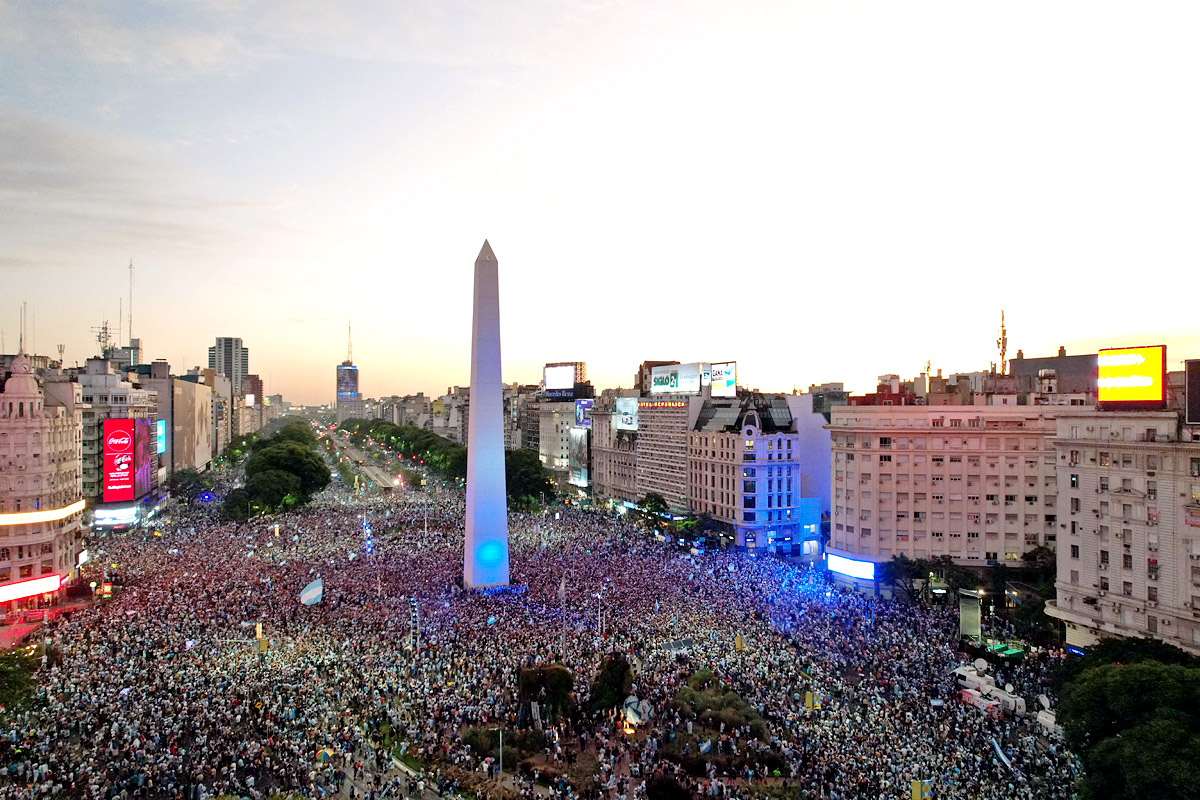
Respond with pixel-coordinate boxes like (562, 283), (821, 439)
(102, 419), (136, 503)
(544, 365), (575, 391)
(244, 394), (256, 407)
(336, 365), (360, 399)
(650, 362), (703, 395)
(574, 398), (594, 429)
(134, 419), (154, 498)
(827, 553), (875, 581)
(568, 427), (590, 488)
(1097, 345), (1166, 408)
(156, 419), (167, 455)
(711, 362), (737, 398)
(614, 397), (639, 431)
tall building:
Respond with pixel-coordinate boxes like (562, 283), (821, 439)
(826, 405), (1071, 589)
(590, 394), (639, 505)
(207, 337), (249, 394)
(57, 358), (157, 506)
(139, 361), (213, 474)
(0, 352), (85, 606)
(336, 361), (364, 424)
(1046, 410), (1200, 654)
(688, 395), (823, 555)
(537, 400), (577, 486)
(635, 396), (704, 512)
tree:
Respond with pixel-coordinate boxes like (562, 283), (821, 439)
(877, 554), (925, 601)
(222, 488), (253, 521)
(505, 448), (554, 505)
(245, 469), (302, 512)
(590, 653), (633, 711)
(270, 419), (317, 448)
(0, 648), (38, 713)
(165, 468), (212, 504)
(1054, 636), (1200, 693)
(244, 442), (330, 498)
(639, 493), (669, 515)
(1060, 661), (1200, 800)
(645, 774), (691, 800)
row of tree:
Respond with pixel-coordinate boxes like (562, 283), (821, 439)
(336, 418), (554, 508)
(222, 419), (331, 519)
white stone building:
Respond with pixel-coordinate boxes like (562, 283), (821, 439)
(827, 405), (1072, 587)
(0, 353), (85, 605)
(1046, 411), (1200, 654)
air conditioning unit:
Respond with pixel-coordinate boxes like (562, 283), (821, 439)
(1099, 563), (1108, 570)
(1190, 554), (1200, 561)
(1147, 600), (1158, 608)
(1098, 590), (1107, 596)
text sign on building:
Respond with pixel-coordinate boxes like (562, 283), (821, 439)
(102, 419), (136, 503)
(1187, 360), (1200, 426)
(614, 397), (639, 431)
(711, 362), (737, 398)
(1097, 345), (1166, 407)
(650, 362), (704, 395)
(574, 398), (594, 429)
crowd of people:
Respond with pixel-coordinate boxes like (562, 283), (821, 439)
(0, 435), (1078, 800)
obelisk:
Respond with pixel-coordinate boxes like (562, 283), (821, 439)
(464, 240), (511, 588)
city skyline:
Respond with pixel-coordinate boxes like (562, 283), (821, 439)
(3, 1), (1198, 404)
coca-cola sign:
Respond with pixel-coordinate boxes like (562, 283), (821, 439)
(106, 430), (132, 451)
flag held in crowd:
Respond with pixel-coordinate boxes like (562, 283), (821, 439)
(300, 578), (324, 606)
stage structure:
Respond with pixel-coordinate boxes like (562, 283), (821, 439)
(463, 240), (511, 587)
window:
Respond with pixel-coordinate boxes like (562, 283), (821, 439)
(1100, 452), (1111, 467)
(1148, 586), (1158, 602)
(1191, 458), (1200, 478)
(879, 437), (891, 448)
(1070, 545), (1079, 558)
(1100, 550), (1109, 564)
(1070, 498), (1080, 513)
(743, 512), (755, 522)
(1070, 474), (1079, 488)
(1123, 553), (1133, 569)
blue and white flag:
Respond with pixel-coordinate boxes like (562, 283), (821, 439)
(300, 578), (324, 606)
(699, 739), (712, 755)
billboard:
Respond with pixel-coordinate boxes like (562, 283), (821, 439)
(1187, 360), (1200, 426)
(244, 394), (256, 407)
(544, 365), (575, 391)
(614, 397), (639, 431)
(134, 419), (154, 498)
(711, 362), (737, 398)
(574, 398), (594, 429)
(432, 400), (445, 419)
(827, 553), (875, 581)
(650, 362), (705, 395)
(569, 427), (589, 488)
(1097, 346), (1166, 408)
(156, 419), (167, 455)
(336, 364), (360, 399)
(102, 420), (136, 502)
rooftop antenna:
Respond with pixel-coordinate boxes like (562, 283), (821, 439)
(56, 344), (64, 368)
(347, 321), (353, 364)
(128, 259), (133, 346)
(92, 321), (112, 357)
(118, 298), (122, 350)
(996, 310), (1008, 375)
(924, 359), (931, 374)
(19, 301), (25, 352)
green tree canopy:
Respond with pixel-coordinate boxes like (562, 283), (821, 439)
(505, 448), (554, 504)
(1060, 661), (1200, 800)
(590, 653), (633, 711)
(165, 468), (212, 504)
(244, 442), (330, 498)
(244, 469), (302, 512)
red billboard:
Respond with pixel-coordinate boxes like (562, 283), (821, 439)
(103, 419), (136, 502)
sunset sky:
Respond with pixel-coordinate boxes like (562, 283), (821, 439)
(2, 1), (1197, 405)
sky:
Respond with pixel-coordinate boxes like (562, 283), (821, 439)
(2, 1), (1197, 406)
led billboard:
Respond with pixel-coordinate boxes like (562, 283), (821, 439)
(614, 397), (639, 431)
(574, 399), (594, 429)
(827, 553), (875, 581)
(156, 419), (167, 455)
(336, 365), (360, 399)
(569, 427), (589, 488)
(711, 362), (737, 398)
(1097, 346), (1166, 408)
(544, 365), (575, 391)
(245, 394), (256, 408)
(1186, 360), (1200, 426)
(134, 419), (154, 498)
(102, 419), (136, 503)
(650, 362), (704, 395)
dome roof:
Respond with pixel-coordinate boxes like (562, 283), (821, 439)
(3, 351), (42, 399)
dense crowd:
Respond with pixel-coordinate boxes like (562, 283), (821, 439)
(0, 445), (1078, 800)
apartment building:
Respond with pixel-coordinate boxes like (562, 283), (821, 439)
(1047, 411), (1200, 654)
(827, 405), (1072, 586)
